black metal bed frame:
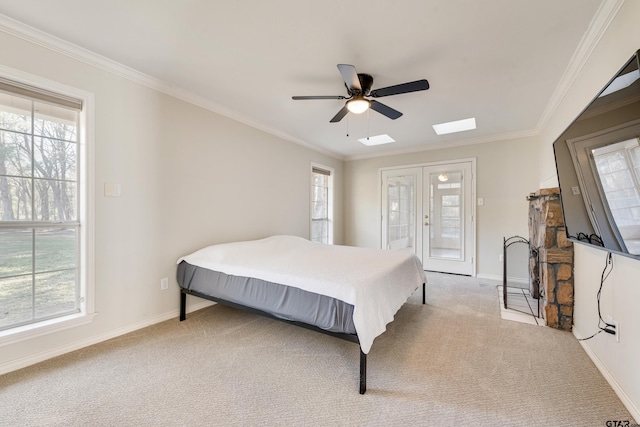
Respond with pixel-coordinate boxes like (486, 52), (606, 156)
(179, 282), (426, 394)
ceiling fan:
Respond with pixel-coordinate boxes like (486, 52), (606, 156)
(292, 64), (429, 123)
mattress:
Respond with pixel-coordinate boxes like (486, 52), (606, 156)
(177, 260), (356, 334)
(177, 235), (426, 353)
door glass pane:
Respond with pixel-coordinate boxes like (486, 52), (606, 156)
(429, 171), (463, 260)
(386, 175), (415, 250)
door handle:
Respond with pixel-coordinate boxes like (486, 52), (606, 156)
(424, 222), (430, 226)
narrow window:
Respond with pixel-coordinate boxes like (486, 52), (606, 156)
(310, 165), (333, 244)
(0, 76), (87, 334)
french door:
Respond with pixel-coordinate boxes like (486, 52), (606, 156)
(381, 160), (475, 275)
(381, 168), (422, 252)
(422, 161), (474, 275)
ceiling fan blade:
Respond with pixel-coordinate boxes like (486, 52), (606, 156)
(370, 79), (430, 98)
(369, 100), (403, 120)
(337, 64), (362, 94)
(292, 95), (347, 100)
(330, 105), (349, 123)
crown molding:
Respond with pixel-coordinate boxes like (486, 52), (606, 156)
(344, 128), (539, 161)
(536, 0), (627, 132)
(0, 14), (163, 91)
(0, 13), (343, 161)
(0, 2), (625, 164)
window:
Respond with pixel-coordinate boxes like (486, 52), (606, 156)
(310, 165), (333, 244)
(0, 74), (92, 338)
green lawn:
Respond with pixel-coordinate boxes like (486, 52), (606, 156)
(0, 228), (78, 329)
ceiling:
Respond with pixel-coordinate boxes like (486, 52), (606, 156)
(0, 0), (610, 159)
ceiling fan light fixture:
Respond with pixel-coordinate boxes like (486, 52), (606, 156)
(346, 97), (370, 114)
(293, 64), (429, 122)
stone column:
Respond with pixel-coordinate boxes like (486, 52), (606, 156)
(528, 188), (574, 331)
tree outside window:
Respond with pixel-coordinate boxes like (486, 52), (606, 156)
(0, 90), (81, 331)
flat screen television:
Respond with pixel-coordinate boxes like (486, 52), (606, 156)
(553, 49), (640, 259)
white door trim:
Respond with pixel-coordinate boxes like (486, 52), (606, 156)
(379, 158), (476, 276)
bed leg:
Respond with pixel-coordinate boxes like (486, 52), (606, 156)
(180, 291), (186, 321)
(422, 282), (426, 305)
(359, 349), (367, 395)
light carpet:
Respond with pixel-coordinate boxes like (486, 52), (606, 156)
(0, 272), (634, 426)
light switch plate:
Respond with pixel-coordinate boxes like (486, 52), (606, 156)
(104, 182), (121, 197)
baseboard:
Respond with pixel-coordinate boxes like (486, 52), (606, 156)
(573, 327), (639, 423)
(0, 300), (214, 375)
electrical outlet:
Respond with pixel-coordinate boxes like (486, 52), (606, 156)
(499, 254), (504, 262)
(612, 320), (620, 343)
(160, 277), (169, 290)
(607, 315), (620, 342)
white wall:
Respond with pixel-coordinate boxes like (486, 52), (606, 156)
(0, 29), (343, 371)
(538, 0), (640, 419)
(344, 135), (539, 280)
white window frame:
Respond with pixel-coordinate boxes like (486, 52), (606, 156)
(0, 65), (95, 347)
(310, 163), (334, 244)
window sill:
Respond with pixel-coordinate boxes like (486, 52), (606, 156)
(0, 312), (97, 347)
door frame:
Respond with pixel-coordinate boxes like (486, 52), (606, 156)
(379, 158), (477, 276)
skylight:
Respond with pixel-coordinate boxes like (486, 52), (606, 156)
(432, 117), (477, 135)
(358, 134), (396, 146)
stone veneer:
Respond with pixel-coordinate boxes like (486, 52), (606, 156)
(528, 188), (574, 331)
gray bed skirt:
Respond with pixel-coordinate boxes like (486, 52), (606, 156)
(177, 261), (356, 334)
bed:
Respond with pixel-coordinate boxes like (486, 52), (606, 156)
(176, 235), (426, 394)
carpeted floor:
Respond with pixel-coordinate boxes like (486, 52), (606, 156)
(0, 272), (634, 426)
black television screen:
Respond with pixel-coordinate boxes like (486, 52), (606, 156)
(553, 49), (640, 259)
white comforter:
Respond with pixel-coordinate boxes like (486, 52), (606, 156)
(177, 235), (426, 354)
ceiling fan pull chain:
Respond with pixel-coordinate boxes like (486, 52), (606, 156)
(367, 108), (370, 141)
(346, 115), (349, 138)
